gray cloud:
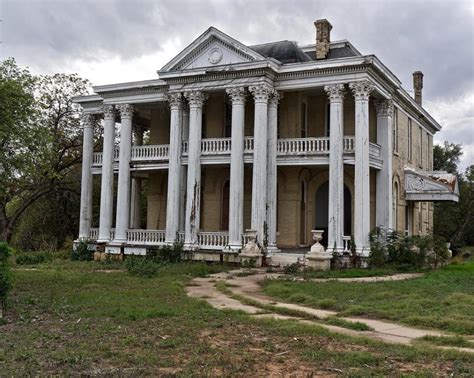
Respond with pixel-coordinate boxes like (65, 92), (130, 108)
(2, 0), (473, 167)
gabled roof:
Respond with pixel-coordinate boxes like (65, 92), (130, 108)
(160, 27), (267, 72)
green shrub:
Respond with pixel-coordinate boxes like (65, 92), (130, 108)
(125, 256), (162, 278)
(15, 251), (53, 265)
(283, 262), (302, 275)
(147, 242), (184, 264)
(71, 241), (93, 261)
(369, 229), (449, 270)
(0, 242), (12, 322)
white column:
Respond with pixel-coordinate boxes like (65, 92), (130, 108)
(113, 104), (134, 242)
(129, 127), (144, 229)
(249, 84), (272, 245)
(324, 84), (345, 253)
(375, 99), (394, 231)
(98, 105), (116, 242)
(350, 81), (374, 255)
(165, 93), (183, 244)
(226, 87), (246, 250)
(179, 104), (189, 232)
(266, 91), (281, 252)
(78, 113), (95, 240)
(184, 91), (207, 250)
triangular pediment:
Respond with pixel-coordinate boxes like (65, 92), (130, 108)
(405, 169), (459, 202)
(160, 27), (266, 72)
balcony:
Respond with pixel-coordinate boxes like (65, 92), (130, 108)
(91, 136), (382, 170)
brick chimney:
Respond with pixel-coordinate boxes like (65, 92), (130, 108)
(413, 71), (423, 106)
(315, 19), (332, 60)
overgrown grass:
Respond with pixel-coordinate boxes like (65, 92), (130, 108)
(1, 259), (473, 375)
(416, 335), (474, 348)
(293, 267), (403, 279)
(262, 262), (474, 334)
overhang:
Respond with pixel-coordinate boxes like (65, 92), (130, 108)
(405, 168), (459, 202)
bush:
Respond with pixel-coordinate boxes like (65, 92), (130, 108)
(0, 242), (12, 322)
(15, 251), (53, 265)
(147, 242), (184, 264)
(125, 256), (162, 278)
(369, 228), (450, 270)
(71, 241), (93, 261)
(283, 262), (302, 275)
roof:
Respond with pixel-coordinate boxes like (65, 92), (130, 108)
(249, 40), (359, 64)
(249, 40), (312, 64)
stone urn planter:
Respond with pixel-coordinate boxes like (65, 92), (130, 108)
(240, 229), (263, 267)
(306, 230), (332, 271)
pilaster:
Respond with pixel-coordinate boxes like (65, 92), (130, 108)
(375, 99), (394, 231)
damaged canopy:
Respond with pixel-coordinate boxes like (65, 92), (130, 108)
(404, 168), (459, 202)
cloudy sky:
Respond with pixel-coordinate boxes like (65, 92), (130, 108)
(2, 0), (473, 169)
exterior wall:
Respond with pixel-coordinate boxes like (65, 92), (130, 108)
(146, 171), (167, 230)
(392, 105), (434, 235)
(149, 105), (170, 144)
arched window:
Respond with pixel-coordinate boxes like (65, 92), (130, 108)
(393, 181), (399, 231)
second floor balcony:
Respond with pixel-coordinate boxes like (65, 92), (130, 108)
(91, 136), (382, 171)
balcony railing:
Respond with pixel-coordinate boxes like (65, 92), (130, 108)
(88, 228), (115, 241)
(91, 136), (381, 167)
(132, 145), (169, 161)
(126, 229), (166, 245)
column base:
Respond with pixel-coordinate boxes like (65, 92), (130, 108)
(306, 251), (333, 271)
(356, 247), (371, 257)
(183, 242), (200, 252)
(265, 245), (281, 253)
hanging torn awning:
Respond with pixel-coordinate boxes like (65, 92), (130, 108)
(404, 168), (459, 202)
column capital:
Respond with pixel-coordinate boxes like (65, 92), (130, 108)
(249, 84), (273, 103)
(117, 104), (135, 119)
(226, 87), (246, 104)
(374, 99), (394, 117)
(82, 113), (95, 128)
(101, 104), (116, 121)
(185, 91), (208, 109)
(324, 84), (345, 103)
(349, 80), (374, 101)
(269, 90), (283, 107)
(167, 92), (183, 110)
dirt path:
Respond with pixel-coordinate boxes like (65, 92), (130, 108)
(186, 270), (474, 353)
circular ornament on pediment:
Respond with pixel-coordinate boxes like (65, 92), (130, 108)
(208, 47), (223, 64)
(410, 176), (425, 191)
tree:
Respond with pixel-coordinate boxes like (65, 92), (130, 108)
(433, 142), (474, 250)
(433, 142), (462, 175)
(0, 242), (12, 321)
(0, 58), (90, 243)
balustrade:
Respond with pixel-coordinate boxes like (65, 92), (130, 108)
(201, 138), (231, 155)
(132, 145), (169, 160)
(198, 232), (229, 250)
(126, 229), (166, 245)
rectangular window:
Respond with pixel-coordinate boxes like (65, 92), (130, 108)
(408, 118), (412, 162)
(393, 108), (399, 154)
(300, 102), (308, 138)
(419, 126), (423, 168)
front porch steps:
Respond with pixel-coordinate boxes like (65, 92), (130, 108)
(186, 269), (474, 352)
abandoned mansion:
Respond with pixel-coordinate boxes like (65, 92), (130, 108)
(74, 19), (458, 264)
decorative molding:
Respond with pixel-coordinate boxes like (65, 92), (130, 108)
(249, 84), (273, 103)
(101, 105), (116, 120)
(117, 104), (135, 118)
(269, 90), (283, 107)
(175, 36), (256, 70)
(99, 86), (168, 99)
(374, 99), (394, 117)
(226, 87), (246, 104)
(82, 113), (95, 128)
(185, 91), (208, 108)
(324, 84), (345, 103)
(167, 92), (183, 110)
(349, 80), (374, 101)
(208, 46), (223, 64)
